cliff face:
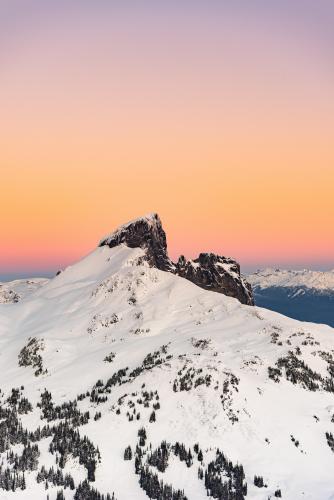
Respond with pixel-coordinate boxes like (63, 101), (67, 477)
(176, 253), (254, 305)
(99, 213), (254, 305)
(99, 213), (174, 272)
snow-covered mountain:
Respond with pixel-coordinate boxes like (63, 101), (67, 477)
(249, 269), (334, 291)
(0, 278), (48, 304)
(248, 269), (334, 327)
(1, 216), (334, 499)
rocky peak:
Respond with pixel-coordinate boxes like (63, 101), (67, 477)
(99, 213), (174, 271)
(99, 214), (254, 305)
(176, 253), (254, 305)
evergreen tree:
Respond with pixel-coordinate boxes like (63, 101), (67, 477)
(124, 446), (132, 461)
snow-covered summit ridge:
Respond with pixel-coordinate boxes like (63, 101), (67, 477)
(99, 213), (254, 305)
(249, 268), (334, 291)
(0, 278), (49, 304)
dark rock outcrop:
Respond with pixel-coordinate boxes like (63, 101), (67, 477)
(99, 213), (254, 305)
(99, 213), (174, 272)
(176, 253), (254, 305)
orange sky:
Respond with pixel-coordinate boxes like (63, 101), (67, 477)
(1, 1), (333, 276)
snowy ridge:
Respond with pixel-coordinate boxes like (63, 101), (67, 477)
(0, 278), (49, 303)
(0, 238), (334, 498)
(248, 268), (334, 291)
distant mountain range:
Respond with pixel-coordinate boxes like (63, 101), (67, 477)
(248, 268), (334, 327)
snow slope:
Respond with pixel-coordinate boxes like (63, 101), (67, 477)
(0, 278), (48, 303)
(1, 246), (334, 499)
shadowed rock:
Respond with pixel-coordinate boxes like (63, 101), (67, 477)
(99, 213), (174, 272)
(176, 253), (254, 305)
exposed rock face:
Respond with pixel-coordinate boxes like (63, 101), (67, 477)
(99, 213), (174, 272)
(176, 253), (254, 305)
(99, 213), (254, 305)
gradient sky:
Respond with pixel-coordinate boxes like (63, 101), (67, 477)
(1, 0), (333, 279)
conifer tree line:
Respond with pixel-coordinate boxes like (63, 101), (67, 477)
(204, 449), (247, 499)
(49, 421), (100, 481)
(7, 442), (40, 471)
(18, 337), (47, 376)
(268, 350), (334, 393)
(0, 385), (102, 494)
(46, 480), (117, 499)
(37, 465), (75, 489)
(0, 465), (26, 491)
(253, 475), (264, 488)
(123, 429), (269, 500)
(139, 467), (187, 500)
(173, 365), (212, 392)
(38, 389), (90, 425)
(130, 429), (188, 499)
(114, 387), (161, 423)
(73, 479), (116, 499)
(326, 431), (334, 452)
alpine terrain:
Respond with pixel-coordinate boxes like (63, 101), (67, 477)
(1, 214), (334, 500)
(248, 269), (334, 327)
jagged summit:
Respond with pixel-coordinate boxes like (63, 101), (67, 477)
(99, 213), (160, 244)
(99, 213), (254, 305)
(176, 253), (254, 305)
(99, 213), (174, 272)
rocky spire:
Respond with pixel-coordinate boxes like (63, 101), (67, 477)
(99, 213), (174, 272)
(176, 253), (254, 305)
(99, 213), (254, 305)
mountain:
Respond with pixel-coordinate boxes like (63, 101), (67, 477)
(0, 278), (48, 304)
(248, 268), (334, 327)
(0, 216), (334, 499)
